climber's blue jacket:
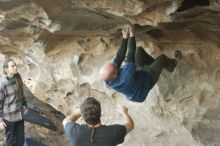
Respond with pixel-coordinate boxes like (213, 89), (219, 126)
(106, 37), (152, 102)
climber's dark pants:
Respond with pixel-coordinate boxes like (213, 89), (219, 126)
(3, 119), (24, 146)
(135, 47), (176, 88)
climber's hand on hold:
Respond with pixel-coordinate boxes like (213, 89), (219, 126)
(122, 25), (129, 39)
(128, 24), (134, 37)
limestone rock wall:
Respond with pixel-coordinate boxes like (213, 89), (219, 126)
(0, 0), (220, 146)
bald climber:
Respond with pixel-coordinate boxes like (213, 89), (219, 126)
(100, 26), (181, 102)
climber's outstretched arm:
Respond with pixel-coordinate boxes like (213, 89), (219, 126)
(113, 28), (129, 68)
(127, 26), (136, 63)
(116, 105), (134, 134)
(62, 112), (81, 127)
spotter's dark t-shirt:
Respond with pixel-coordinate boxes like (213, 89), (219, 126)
(64, 123), (126, 146)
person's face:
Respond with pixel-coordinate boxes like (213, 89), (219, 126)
(7, 61), (18, 75)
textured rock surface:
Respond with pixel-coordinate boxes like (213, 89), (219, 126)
(0, 0), (220, 146)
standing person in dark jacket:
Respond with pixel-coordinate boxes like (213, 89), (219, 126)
(63, 97), (134, 146)
(99, 25), (181, 102)
(0, 58), (28, 146)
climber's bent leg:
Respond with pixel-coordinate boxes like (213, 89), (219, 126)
(143, 54), (177, 88)
(135, 47), (155, 67)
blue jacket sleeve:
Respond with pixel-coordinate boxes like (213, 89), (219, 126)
(127, 37), (136, 63)
(113, 38), (128, 68)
